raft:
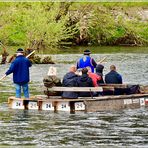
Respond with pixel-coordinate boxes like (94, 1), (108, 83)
(8, 84), (148, 113)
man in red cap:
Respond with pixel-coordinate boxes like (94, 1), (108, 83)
(77, 49), (97, 73)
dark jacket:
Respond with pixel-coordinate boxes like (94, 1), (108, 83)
(62, 72), (78, 98)
(5, 55), (32, 84)
(96, 64), (104, 84)
(77, 74), (94, 97)
(105, 70), (122, 84)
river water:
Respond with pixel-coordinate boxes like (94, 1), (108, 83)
(0, 53), (148, 147)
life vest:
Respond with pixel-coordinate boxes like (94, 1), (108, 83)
(78, 55), (94, 72)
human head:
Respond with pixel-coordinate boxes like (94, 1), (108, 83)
(16, 48), (24, 53)
(86, 66), (92, 72)
(96, 64), (104, 73)
(83, 49), (91, 55)
(110, 65), (116, 71)
(82, 68), (88, 74)
(69, 65), (77, 73)
(16, 48), (24, 56)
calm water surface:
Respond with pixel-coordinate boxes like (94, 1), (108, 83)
(0, 53), (148, 147)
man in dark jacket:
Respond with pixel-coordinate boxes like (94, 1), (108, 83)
(105, 65), (122, 95)
(4, 48), (32, 99)
(77, 49), (97, 73)
(62, 65), (79, 99)
(77, 68), (94, 97)
(105, 65), (122, 84)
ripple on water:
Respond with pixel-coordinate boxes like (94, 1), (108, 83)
(0, 53), (148, 146)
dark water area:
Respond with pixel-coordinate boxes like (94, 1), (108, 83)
(43, 46), (148, 54)
(0, 52), (148, 146)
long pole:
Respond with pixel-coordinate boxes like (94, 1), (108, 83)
(26, 50), (35, 58)
(0, 75), (6, 81)
(98, 57), (107, 64)
(0, 41), (6, 48)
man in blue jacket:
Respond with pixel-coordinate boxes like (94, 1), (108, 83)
(77, 49), (97, 73)
(4, 48), (32, 99)
(105, 65), (122, 84)
(62, 65), (79, 99)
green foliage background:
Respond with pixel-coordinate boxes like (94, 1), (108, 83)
(0, 2), (148, 51)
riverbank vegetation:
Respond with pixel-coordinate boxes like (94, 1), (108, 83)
(0, 2), (148, 52)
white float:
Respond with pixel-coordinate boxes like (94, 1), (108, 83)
(11, 99), (24, 109)
(28, 101), (38, 110)
(42, 101), (54, 111)
(75, 102), (85, 111)
(140, 98), (145, 106)
(124, 99), (132, 105)
(57, 101), (70, 111)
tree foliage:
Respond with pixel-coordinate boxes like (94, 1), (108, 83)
(0, 2), (147, 51)
(0, 2), (78, 50)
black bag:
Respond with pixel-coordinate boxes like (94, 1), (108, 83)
(126, 85), (140, 95)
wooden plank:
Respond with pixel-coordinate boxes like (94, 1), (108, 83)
(48, 87), (103, 92)
(85, 99), (125, 112)
(92, 94), (148, 101)
(8, 96), (38, 101)
(100, 84), (128, 89)
(9, 94), (148, 103)
(35, 93), (148, 102)
(85, 97), (146, 112)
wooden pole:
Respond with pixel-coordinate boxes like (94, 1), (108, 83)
(26, 50), (35, 58)
(0, 42), (6, 49)
(98, 57), (107, 64)
(0, 74), (6, 81)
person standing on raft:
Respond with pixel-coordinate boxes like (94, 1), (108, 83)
(2, 48), (32, 99)
(77, 49), (97, 73)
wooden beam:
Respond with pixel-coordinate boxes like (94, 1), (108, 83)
(100, 84), (128, 89)
(48, 87), (104, 92)
(35, 93), (148, 102)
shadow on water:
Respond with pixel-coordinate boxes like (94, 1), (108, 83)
(0, 51), (148, 146)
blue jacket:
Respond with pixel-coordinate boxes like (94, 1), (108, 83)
(5, 55), (32, 84)
(105, 70), (122, 84)
(62, 72), (79, 98)
(77, 55), (97, 73)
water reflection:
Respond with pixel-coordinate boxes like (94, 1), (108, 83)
(0, 104), (148, 146)
(0, 53), (148, 146)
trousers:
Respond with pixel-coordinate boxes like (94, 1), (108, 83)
(14, 83), (29, 98)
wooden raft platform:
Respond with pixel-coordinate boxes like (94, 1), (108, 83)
(8, 93), (148, 113)
(8, 85), (148, 113)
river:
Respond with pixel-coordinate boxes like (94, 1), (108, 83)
(0, 52), (148, 146)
